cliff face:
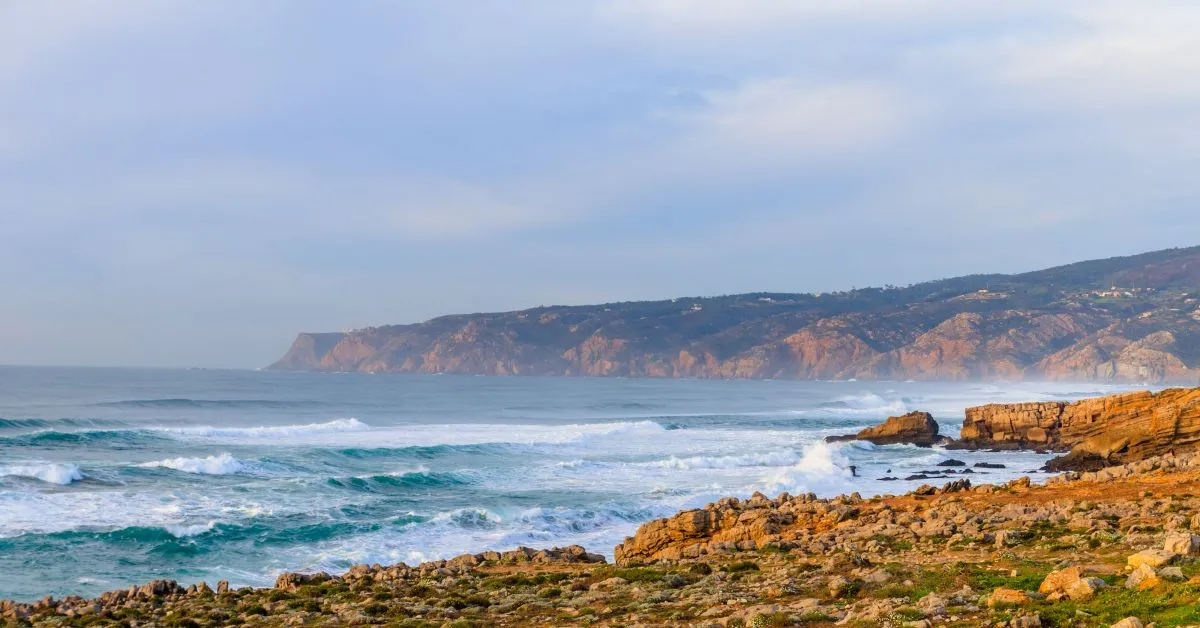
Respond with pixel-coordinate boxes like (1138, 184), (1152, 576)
(958, 388), (1200, 469)
(268, 246), (1200, 383)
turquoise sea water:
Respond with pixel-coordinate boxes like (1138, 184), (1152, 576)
(0, 367), (1140, 601)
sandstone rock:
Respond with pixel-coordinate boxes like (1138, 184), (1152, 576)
(826, 411), (942, 447)
(1163, 532), (1200, 555)
(958, 388), (1200, 469)
(1125, 564), (1162, 591)
(1065, 577), (1106, 601)
(1158, 566), (1185, 582)
(916, 592), (947, 617)
(1010, 613), (1042, 628)
(988, 588), (1033, 607)
(589, 577), (628, 591)
(275, 572), (331, 591)
(827, 576), (853, 598)
(1111, 618), (1144, 628)
(1127, 549), (1179, 569)
(1038, 567), (1103, 600)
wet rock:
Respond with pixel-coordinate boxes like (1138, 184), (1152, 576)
(975, 462), (1007, 469)
(937, 459), (967, 467)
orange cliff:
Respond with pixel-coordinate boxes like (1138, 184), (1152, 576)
(954, 388), (1200, 470)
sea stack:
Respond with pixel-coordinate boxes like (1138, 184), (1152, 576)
(826, 411), (942, 447)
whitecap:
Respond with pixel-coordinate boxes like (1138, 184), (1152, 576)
(642, 450), (804, 470)
(155, 418), (370, 440)
(165, 521), (217, 538)
(137, 453), (249, 475)
(0, 463), (84, 485)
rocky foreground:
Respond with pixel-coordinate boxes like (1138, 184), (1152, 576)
(9, 388), (1200, 627)
(6, 453), (1200, 626)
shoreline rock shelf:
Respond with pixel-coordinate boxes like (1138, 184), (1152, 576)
(957, 387), (1200, 470)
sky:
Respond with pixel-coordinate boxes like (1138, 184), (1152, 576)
(3, 1), (1200, 368)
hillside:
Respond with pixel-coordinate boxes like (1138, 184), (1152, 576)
(269, 246), (1200, 383)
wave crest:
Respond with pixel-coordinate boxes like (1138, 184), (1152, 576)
(155, 418), (370, 440)
(0, 463), (84, 485)
(137, 453), (249, 475)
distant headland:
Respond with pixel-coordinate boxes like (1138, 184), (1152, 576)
(269, 246), (1200, 383)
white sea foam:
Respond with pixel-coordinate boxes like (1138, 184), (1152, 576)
(154, 418), (668, 450)
(165, 521), (217, 538)
(0, 489), (277, 539)
(0, 463), (84, 485)
(644, 450), (805, 470)
(137, 453), (249, 475)
(761, 442), (853, 495)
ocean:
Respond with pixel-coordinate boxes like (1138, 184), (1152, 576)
(0, 367), (1143, 601)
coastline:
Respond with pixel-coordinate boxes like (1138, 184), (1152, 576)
(8, 454), (1200, 626)
(8, 387), (1200, 626)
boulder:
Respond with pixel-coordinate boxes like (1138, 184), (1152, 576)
(1163, 532), (1200, 556)
(988, 588), (1034, 607)
(1037, 566), (1105, 601)
(1038, 567), (1084, 596)
(1127, 549), (1179, 570)
(1111, 618), (1144, 628)
(1010, 613), (1043, 628)
(826, 411), (942, 447)
(1065, 577), (1107, 601)
(1125, 564), (1162, 591)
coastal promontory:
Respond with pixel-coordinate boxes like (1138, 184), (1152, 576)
(268, 246), (1200, 383)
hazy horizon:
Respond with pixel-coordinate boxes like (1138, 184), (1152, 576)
(5, 2), (1200, 368)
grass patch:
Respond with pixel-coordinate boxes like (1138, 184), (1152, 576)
(724, 561), (761, 574)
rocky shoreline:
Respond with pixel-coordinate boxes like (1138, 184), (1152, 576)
(8, 388), (1200, 626)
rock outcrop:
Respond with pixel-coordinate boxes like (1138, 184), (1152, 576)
(268, 246), (1200, 383)
(826, 411), (942, 447)
(955, 388), (1200, 470)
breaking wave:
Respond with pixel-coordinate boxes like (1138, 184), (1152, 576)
(0, 463), (84, 485)
(136, 453), (251, 476)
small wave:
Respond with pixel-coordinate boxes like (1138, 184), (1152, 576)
(0, 463), (84, 485)
(93, 398), (323, 410)
(794, 392), (909, 418)
(328, 468), (467, 493)
(154, 418), (370, 440)
(0, 418), (125, 431)
(0, 429), (159, 447)
(643, 450), (805, 470)
(136, 453), (250, 475)
(165, 522), (218, 538)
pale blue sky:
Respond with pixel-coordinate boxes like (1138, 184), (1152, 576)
(3, 1), (1200, 367)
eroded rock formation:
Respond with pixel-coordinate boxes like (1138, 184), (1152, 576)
(826, 411), (942, 447)
(956, 388), (1200, 470)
